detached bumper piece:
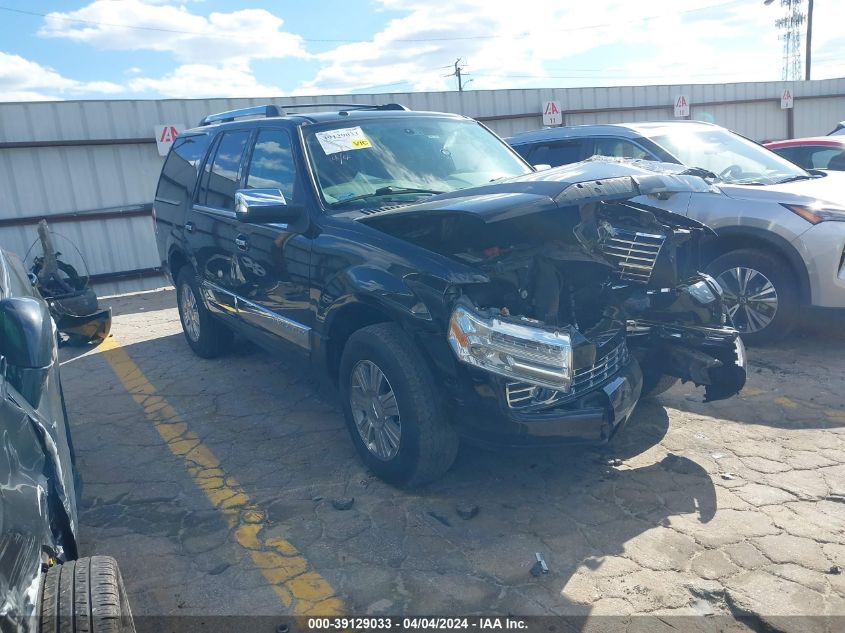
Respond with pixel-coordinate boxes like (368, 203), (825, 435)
(630, 320), (747, 402)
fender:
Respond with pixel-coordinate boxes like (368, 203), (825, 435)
(705, 226), (811, 304)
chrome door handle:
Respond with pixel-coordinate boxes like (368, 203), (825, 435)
(234, 235), (249, 251)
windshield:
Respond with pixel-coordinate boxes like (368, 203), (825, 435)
(303, 117), (531, 210)
(649, 127), (810, 185)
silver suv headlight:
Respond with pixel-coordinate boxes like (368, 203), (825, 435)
(447, 304), (573, 392)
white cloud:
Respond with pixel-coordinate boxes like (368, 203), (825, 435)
(0, 52), (123, 101)
(39, 0), (307, 65)
(37, 0), (308, 99)
(294, 0), (843, 95)
(127, 61), (283, 98)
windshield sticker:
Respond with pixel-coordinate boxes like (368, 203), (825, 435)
(315, 126), (372, 155)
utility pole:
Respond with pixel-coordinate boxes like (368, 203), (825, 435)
(805, 0), (814, 80)
(764, 0), (812, 81)
(447, 58), (470, 92)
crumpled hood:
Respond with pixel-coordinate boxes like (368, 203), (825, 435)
(358, 158), (716, 228)
(718, 169), (845, 207)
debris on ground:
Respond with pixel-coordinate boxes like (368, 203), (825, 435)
(427, 511), (451, 527)
(456, 503), (479, 520)
(721, 473), (737, 481)
(331, 497), (354, 511)
(530, 552), (549, 577)
(829, 566), (842, 575)
(311, 495), (323, 502)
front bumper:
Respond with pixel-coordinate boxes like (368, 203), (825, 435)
(451, 356), (643, 447)
(793, 221), (845, 308)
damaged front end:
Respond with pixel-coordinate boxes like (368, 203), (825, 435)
(362, 162), (747, 444)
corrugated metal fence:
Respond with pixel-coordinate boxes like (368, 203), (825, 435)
(1, 78), (844, 294)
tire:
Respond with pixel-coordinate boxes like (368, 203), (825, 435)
(706, 248), (800, 346)
(176, 267), (233, 358)
(641, 373), (679, 400)
(39, 556), (135, 633)
(339, 323), (459, 487)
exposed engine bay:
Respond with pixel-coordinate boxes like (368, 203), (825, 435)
(362, 182), (747, 407)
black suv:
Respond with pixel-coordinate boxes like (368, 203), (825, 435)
(154, 104), (747, 486)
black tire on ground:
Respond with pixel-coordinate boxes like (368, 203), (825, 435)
(706, 248), (800, 346)
(339, 322), (459, 487)
(640, 373), (679, 400)
(39, 556), (135, 633)
(175, 267), (233, 358)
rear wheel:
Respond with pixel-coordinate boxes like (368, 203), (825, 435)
(176, 268), (233, 358)
(706, 249), (799, 345)
(339, 323), (459, 487)
(39, 556), (135, 633)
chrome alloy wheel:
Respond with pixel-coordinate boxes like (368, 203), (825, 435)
(349, 360), (401, 461)
(716, 266), (778, 334)
(180, 283), (201, 342)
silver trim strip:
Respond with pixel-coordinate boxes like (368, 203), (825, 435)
(236, 295), (312, 351)
(202, 280), (311, 351)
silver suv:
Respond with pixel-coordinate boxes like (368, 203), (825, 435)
(508, 121), (845, 344)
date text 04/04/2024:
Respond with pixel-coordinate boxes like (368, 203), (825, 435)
(306, 617), (528, 630)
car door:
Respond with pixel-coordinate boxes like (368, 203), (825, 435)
(187, 129), (252, 318)
(234, 128), (313, 352)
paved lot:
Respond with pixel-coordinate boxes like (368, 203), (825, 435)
(60, 289), (844, 631)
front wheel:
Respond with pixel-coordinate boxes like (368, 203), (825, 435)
(706, 249), (799, 345)
(339, 323), (459, 487)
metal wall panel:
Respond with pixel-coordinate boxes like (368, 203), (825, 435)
(1, 78), (844, 293)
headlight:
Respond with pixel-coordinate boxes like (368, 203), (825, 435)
(782, 203), (845, 224)
(447, 304), (573, 391)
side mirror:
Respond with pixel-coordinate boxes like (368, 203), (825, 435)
(234, 189), (305, 224)
(533, 164), (552, 172)
(0, 297), (55, 369)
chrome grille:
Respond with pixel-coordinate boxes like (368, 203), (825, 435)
(599, 227), (665, 283)
(505, 340), (629, 411)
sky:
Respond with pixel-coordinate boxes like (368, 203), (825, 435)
(0, 0), (844, 102)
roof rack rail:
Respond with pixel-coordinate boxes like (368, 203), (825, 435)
(199, 105), (282, 127)
(198, 102), (410, 127)
(282, 102), (410, 112)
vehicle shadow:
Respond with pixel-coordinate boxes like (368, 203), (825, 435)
(655, 321), (845, 430)
(64, 327), (720, 617)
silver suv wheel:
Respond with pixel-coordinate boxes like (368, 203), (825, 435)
(349, 359), (402, 461)
(716, 266), (778, 334)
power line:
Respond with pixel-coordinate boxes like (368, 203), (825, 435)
(0, 1), (738, 44)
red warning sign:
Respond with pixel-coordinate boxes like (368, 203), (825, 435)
(674, 94), (690, 118)
(154, 124), (186, 156)
(542, 100), (562, 126)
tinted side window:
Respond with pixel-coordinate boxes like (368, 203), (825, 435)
(245, 130), (297, 201)
(809, 147), (845, 169)
(199, 130), (250, 210)
(155, 134), (210, 202)
(592, 138), (651, 160)
(772, 146), (809, 168)
(526, 140), (583, 167)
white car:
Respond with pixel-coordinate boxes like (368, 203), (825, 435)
(508, 121), (845, 344)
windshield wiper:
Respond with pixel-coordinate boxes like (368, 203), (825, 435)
(329, 186), (444, 206)
(682, 166), (719, 180)
(775, 174), (815, 184)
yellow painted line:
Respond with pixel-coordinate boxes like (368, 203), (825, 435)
(97, 336), (344, 615)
